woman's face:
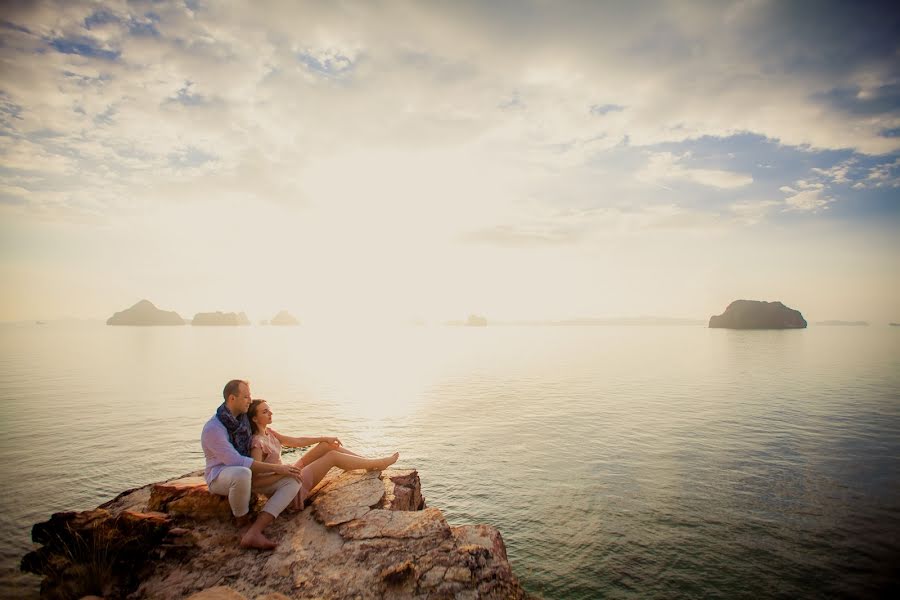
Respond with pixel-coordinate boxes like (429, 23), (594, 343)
(253, 401), (273, 428)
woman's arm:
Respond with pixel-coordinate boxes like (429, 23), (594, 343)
(271, 430), (341, 448)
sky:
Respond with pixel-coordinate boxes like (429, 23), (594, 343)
(1, 0), (898, 324)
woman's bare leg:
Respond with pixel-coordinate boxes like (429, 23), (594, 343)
(304, 450), (399, 490)
(294, 442), (364, 468)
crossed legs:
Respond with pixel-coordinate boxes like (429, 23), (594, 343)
(294, 441), (363, 468)
(302, 448), (399, 491)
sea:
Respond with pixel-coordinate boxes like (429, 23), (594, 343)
(0, 322), (897, 599)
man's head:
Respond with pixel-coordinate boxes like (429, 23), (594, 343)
(223, 379), (251, 415)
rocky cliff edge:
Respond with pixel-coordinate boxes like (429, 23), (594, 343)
(22, 469), (530, 599)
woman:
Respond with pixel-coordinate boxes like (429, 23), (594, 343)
(247, 399), (399, 509)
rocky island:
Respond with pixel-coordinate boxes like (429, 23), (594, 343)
(709, 300), (807, 329)
(466, 314), (488, 327)
(107, 300), (185, 326)
(21, 468), (528, 599)
(271, 310), (300, 326)
(192, 312), (251, 326)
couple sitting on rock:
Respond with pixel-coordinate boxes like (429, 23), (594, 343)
(200, 379), (399, 549)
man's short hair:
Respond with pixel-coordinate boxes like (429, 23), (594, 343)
(223, 379), (248, 401)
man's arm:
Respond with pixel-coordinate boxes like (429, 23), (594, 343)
(203, 423), (303, 479)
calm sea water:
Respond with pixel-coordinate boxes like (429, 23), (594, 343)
(0, 323), (898, 599)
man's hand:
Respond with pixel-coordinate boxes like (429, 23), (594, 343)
(274, 463), (304, 481)
(322, 436), (342, 446)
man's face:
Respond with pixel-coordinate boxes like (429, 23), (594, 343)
(233, 382), (252, 414)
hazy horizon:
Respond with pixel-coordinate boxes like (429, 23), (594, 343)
(1, 1), (898, 324)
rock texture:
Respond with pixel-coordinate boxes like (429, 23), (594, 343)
(22, 469), (529, 599)
(107, 300), (185, 326)
(709, 300), (807, 329)
(192, 312), (251, 326)
(270, 311), (300, 326)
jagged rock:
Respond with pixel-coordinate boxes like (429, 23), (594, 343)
(270, 310), (300, 326)
(21, 508), (190, 599)
(192, 311), (251, 326)
(186, 587), (247, 600)
(148, 476), (265, 519)
(709, 300), (807, 329)
(106, 299), (184, 326)
(466, 314), (488, 326)
(23, 468), (530, 599)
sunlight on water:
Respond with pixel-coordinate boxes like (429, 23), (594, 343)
(0, 323), (898, 599)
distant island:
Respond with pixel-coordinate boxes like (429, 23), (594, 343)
(270, 310), (300, 326)
(709, 300), (807, 329)
(815, 320), (869, 326)
(106, 300), (184, 326)
(890, 323), (900, 327)
(443, 314), (489, 326)
(191, 311), (250, 326)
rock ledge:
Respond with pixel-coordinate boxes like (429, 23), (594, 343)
(22, 469), (529, 599)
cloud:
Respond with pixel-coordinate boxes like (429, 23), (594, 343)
(782, 188), (832, 212)
(0, 0), (896, 231)
(640, 152), (753, 189)
(812, 160), (857, 184)
(862, 157), (900, 188)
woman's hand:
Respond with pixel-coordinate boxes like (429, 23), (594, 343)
(322, 436), (342, 446)
(274, 463), (304, 481)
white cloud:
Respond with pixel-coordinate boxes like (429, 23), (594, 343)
(864, 158), (900, 188)
(811, 160), (856, 184)
(639, 152), (753, 189)
(782, 188), (832, 212)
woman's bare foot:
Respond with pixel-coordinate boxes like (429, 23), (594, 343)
(368, 452), (400, 471)
(240, 529), (277, 550)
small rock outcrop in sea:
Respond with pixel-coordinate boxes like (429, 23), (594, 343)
(107, 299), (185, 326)
(466, 314), (488, 327)
(192, 311), (251, 326)
(22, 469), (529, 599)
(709, 300), (807, 329)
(270, 310), (300, 326)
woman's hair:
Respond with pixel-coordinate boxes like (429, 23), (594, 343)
(247, 399), (266, 434)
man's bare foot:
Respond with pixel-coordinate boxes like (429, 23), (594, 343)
(240, 529), (277, 550)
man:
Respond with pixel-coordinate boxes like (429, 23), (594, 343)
(201, 379), (303, 549)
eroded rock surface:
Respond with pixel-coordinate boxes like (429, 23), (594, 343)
(23, 468), (529, 599)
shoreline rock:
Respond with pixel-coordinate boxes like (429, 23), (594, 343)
(709, 300), (807, 329)
(22, 469), (530, 599)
